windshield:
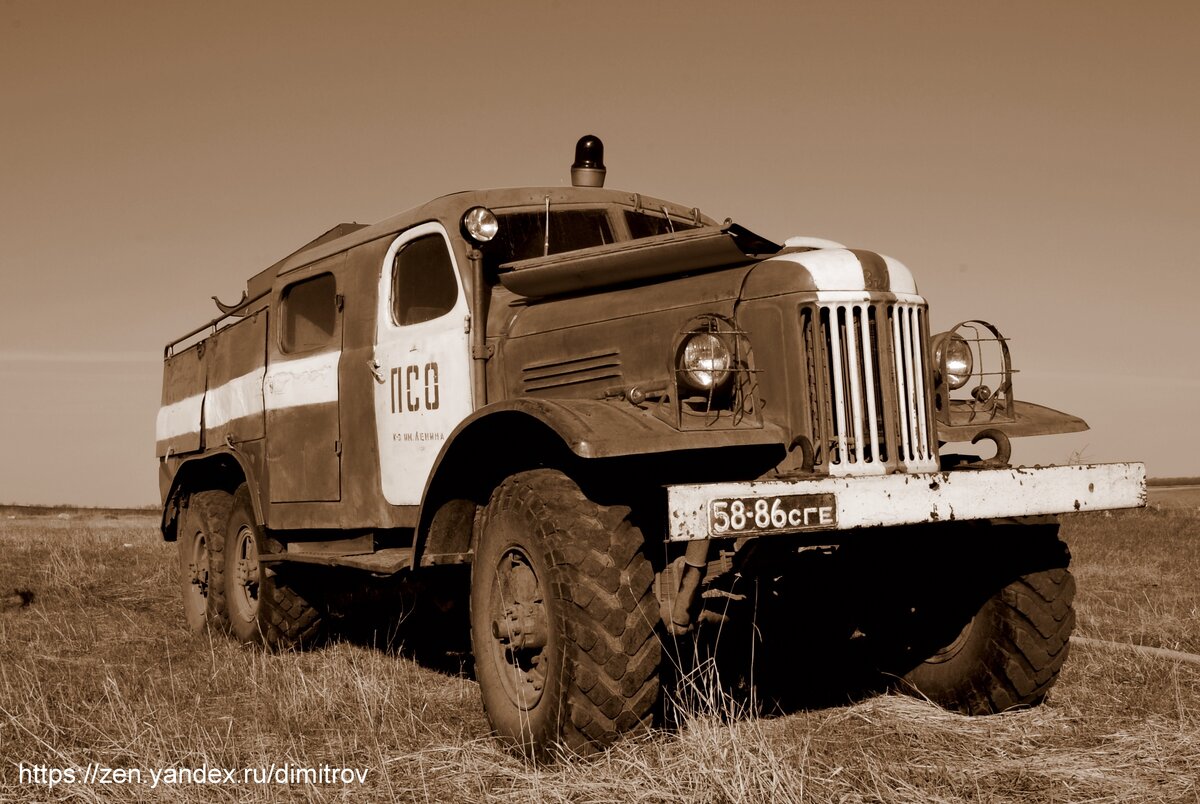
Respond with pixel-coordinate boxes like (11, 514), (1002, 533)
(479, 207), (707, 276)
(624, 209), (703, 238)
(480, 210), (614, 275)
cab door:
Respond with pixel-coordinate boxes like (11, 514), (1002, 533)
(373, 223), (474, 505)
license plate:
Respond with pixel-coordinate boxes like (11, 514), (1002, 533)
(708, 493), (838, 537)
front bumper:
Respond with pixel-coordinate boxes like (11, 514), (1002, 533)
(666, 462), (1146, 541)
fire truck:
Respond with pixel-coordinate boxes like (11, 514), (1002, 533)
(157, 136), (1145, 756)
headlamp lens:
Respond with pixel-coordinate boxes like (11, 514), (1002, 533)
(940, 333), (973, 390)
(462, 206), (499, 243)
(680, 333), (732, 391)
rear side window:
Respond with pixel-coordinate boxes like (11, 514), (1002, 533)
(392, 234), (459, 326)
(281, 272), (337, 352)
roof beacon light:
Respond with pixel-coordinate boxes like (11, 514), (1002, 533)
(570, 135), (606, 188)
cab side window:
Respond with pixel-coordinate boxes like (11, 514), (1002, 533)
(281, 272), (337, 353)
(392, 234), (458, 326)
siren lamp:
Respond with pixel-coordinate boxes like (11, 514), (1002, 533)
(570, 135), (606, 187)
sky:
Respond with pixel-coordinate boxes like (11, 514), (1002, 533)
(1, 1), (1197, 506)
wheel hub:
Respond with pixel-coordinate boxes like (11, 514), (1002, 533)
(489, 547), (550, 709)
(233, 525), (260, 614)
(189, 534), (209, 595)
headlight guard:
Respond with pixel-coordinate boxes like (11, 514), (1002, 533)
(931, 320), (1014, 428)
(665, 314), (760, 430)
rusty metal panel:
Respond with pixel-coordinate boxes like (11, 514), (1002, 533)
(266, 356), (342, 503)
(204, 310), (267, 446)
(266, 404), (341, 502)
(156, 344), (205, 456)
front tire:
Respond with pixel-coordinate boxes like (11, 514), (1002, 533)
(470, 469), (660, 758)
(903, 566), (1076, 713)
(862, 523), (1076, 714)
(223, 485), (324, 649)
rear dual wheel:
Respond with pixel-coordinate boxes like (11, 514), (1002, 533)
(176, 490), (233, 631)
(223, 485), (324, 649)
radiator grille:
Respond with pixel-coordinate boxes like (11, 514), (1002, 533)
(801, 300), (936, 474)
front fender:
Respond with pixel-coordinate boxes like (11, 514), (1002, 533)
(936, 400), (1089, 442)
(411, 398), (787, 565)
(458, 398), (785, 459)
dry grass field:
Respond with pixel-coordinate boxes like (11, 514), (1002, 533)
(1, 504), (1198, 803)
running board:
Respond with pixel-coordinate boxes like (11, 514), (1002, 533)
(260, 547), (414, 575)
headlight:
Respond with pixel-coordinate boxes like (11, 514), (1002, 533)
(936, 332), (973, 390)
(678, 332), (732, 391)
(461, 206), (499, 243)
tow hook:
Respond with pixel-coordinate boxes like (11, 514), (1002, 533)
(970, 428), (1012, 468)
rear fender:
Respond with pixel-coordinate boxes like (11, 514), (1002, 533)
(160, 448), (261, 540)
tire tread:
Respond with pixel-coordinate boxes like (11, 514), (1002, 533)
(186, 490), (233, 631)
(476, 469), (660, 756)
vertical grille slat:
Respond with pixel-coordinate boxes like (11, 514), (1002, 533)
(800, 308), (824, 458)
(802, 299), (937, 475)
(891, 306), (913, 463)
(826, 307), (849, 466)
(844, 306), (865, 465)
(859, 306), (881, 464)
(911, 308), (931, 459)
(905, 307), (921, 459)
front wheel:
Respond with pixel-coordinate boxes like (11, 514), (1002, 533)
(470, 469), (660, 758)
(903, 566), (1076, 713)
(223, 485), (324, 649)
(854, 523), (1076, 714)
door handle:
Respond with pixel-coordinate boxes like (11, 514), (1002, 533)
(368, 359), (386, 385)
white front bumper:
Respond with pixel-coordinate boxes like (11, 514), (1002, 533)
(666, 462), (1146, 542)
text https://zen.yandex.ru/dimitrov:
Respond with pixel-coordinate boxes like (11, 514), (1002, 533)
(18, 762), (370, 790)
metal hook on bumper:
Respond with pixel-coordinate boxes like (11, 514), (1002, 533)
(970, 428), (1012, 468)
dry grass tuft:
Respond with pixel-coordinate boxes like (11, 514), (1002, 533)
(1066, 506), (1200, 654)
(1, 506), (1198, 802)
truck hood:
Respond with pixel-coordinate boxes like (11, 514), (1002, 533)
(496, 224), (775, 299)
(739, 247), (919, 298)
(496, 223), (916, 301)
(495, 225), (920, 340)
